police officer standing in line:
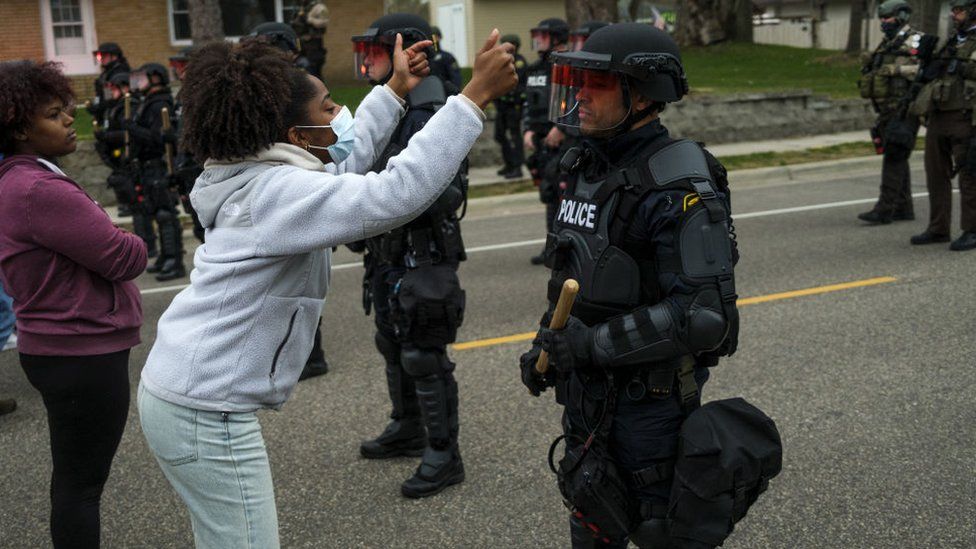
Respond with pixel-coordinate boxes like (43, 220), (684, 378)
(569, 20), (610, 52)
(519, 24), (744, 547)
(126, 64), (185, 281)
(291, 1), (329, 77)
(351, 14), (468, 498)
(249, 21), (331, 380)
(430, 26), (463, 90)
(168, 48), (206, 245)
(857, 1), (924, 225)
(912, 0), (976, 250)
(93, 72), (139, 221)
(524, 18), (571, 265)
(493, 34), (528, 179)
(88, 43), (130, 123)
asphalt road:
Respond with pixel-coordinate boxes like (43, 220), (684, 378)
(1, 167), (974, 548)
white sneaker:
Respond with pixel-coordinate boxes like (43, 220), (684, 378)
(2, 333), (17, 352)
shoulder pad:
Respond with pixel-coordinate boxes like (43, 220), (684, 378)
(407, 76), (447, 109)
(647, 140), (712, 188)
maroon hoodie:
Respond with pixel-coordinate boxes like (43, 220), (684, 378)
(0, 155), (147, 356)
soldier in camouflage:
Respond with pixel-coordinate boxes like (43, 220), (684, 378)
(857, 0), (924, 225)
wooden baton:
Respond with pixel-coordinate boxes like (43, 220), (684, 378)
(161, 107), (174, 176)
(123, 93), (131, 160)
(535, 278), (580, 374)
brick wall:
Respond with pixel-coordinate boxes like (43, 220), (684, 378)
(321, 0), (385, 85)
(0, 0), (46, 63)
(90, 0), (183, 71)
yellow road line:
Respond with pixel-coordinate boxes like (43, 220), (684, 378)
(450, 276), (898, 352)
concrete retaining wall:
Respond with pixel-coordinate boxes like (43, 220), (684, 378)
(67, 91), (876, 204)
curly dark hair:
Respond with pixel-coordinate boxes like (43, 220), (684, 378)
(0, 60), (75, 156)
(179, 40), (318, 160)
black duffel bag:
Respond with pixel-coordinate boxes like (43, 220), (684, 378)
(667, 398), (782, 548)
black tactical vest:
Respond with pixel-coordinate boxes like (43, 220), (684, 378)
(524, 57), (553, 133)
(544, 139), (738, 345)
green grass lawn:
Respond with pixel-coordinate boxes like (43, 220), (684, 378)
(683, 42), (862, 98)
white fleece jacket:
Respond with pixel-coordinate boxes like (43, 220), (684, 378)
(141, 85), (485, 412)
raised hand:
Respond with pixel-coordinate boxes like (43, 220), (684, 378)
(461, 29), (518, 110)
(387, 33), (434, 98)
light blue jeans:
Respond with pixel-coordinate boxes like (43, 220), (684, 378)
(0, 282), (15, 349)
(137, 383), (280, 549)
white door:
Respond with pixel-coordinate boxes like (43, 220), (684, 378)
(436, 3), (468, 67)
(39, 0), (99, 75)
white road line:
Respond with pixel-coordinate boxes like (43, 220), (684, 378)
(140, 190), (953, 296)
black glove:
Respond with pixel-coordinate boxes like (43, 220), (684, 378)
(966, 136), (976, 176)
(519, 332), (555, 397)
(123, 120), (152, 143)
(162, 129), (178, 145)
(538, 315), (595, 374)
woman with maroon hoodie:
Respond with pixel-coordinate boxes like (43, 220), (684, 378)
(0, 60), (147, 548)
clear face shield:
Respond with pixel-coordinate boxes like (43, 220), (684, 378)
(531, 30), (552, 52)
(569, 33), (588, 52)
(103, 83), (122, 101)
(352, 39), (390, 80)
(548, 61), (629, 133)
(129, 70), (149, 92)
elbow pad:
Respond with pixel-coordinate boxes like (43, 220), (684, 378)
(589, 288), (728, 369)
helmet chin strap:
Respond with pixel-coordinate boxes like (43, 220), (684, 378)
(610, 83), (658, 137)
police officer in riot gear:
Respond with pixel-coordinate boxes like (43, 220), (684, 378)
(857, 1), (924, 225)
(93, 72), (138, 220)
(524, 18), (570, 265)
(493, 34), (527, 179)
(352, 13), (467, 498)
(168, 48), (206, 244)
(519, 24), (744, 548)
(88, 43), (130, 122)
(430, 26), (463, 89)
(912, 0), (976, 250)
(126, 63), (185, 281)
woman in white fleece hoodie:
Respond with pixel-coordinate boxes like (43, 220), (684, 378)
(137, 33), (517, 548)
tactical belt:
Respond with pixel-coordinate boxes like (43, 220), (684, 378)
(369, 218), (463, 268)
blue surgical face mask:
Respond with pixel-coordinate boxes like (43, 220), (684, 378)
(295, 105), (356, 164)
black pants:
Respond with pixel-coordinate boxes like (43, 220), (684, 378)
(20, 350), (131, 549)
(876, 113), (918, 216)
(494, 103), (523, 168)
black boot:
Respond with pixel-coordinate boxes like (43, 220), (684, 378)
(950, 231), (976, 251)
(0, 398), (16, 417)
(857, 209), (892, 225)
(496, 165), (509, 176)
(891, 209), (915, 221)
(154, 208), (186, 281)
(910, 231), (951, 245)
(401, 370), (464, 498)
(117, 203), (132, 217)
(502, 166), (524, 179)
(145, 254), (166, 273)
(300, 324), (329, 381)
(361, 334), (427, 459)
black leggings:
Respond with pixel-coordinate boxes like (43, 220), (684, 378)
(20, 350), (131, 549)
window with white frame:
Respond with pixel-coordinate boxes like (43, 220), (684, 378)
(40, 0), (99, 75)
(168, 0), (304, 45)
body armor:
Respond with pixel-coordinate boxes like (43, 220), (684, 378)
(926, 30), (976, 112)
(860, 25), (925, 112)
(524, 55), (555, 134)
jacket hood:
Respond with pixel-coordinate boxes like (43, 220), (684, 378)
(191, 143), (325, 228)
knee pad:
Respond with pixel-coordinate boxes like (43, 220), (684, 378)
(374, 331), (400, 364)
(400, 348), (446, 378)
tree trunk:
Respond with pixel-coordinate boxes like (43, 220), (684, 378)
(914, 0), (943, 36)
(845, 0), (865, 54)
(564, 0), (619, 30)
(731, 0), (753, 43)
(675, 0), (731, 46)
(189, 0), (225, 45)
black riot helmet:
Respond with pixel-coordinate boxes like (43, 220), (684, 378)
(104, 71), (130, 101)
(549, 23), (688, 133)
(531, 18), (569, 52)
(168, 46), (194, 81)
(569, 21), (609, 51)
(352, 13), (432, 83)
(250, 22), (302, 54)
(130, 62), (169, 92)
(93, 42), (123, 67)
